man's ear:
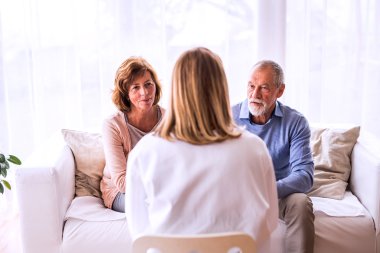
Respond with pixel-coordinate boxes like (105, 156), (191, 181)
(277, 83), (285, 98)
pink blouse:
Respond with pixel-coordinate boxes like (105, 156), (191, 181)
(100, 108), (163, 208)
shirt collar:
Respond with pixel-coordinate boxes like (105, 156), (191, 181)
(239, 99), (283, 119)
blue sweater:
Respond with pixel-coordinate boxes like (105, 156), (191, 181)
(232, 100), (314, 199)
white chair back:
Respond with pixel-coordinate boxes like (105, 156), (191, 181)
(132, 231), (256, 253)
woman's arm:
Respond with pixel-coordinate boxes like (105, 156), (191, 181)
(102, 117), (130, 193)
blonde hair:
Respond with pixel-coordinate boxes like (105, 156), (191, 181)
(156, 47), (241, 144)
(112, 57), (162, 112)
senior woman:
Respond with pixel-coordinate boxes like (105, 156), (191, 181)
(100, 56), (164, 213)
(126, 47), (278, 252)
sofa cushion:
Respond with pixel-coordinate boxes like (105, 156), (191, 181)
(65, 196), (125, 221)
(62, 129), (105, 198)
(313, 209), (375, 253)
(308, 126), (360, 200)
(62, 218), (131, 253)
(310, 191), (366, 217)
(274, 192), (375, 253)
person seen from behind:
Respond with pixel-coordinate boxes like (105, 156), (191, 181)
(126, 47), (279, 252)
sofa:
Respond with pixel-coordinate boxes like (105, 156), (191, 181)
(15, 126), (380, 253)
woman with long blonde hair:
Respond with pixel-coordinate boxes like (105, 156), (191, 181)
(126, 47), (278, 252)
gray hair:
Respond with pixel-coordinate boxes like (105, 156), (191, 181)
(253, 60), (284, 88)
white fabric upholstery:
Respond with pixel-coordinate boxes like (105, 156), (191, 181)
(16, 145), (74, 253)
(62, 218), (131, 253)
(65, 196), (125, 222)
(15, 132), (380, 253)
(351, 135), (380, 235)
(310, 192), (366, 217)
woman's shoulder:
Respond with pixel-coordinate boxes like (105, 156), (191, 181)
(102, 111), (128, 139)
(103, 111), (125, 126)
(105, 110), (124, 121)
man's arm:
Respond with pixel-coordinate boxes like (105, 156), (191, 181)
(277, 118), (314, 199)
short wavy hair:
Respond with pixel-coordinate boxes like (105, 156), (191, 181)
(112, 57), (162, 112)
(156, 47), (241, 144)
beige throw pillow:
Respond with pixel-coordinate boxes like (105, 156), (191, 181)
(62, 129), (105, 198)
(307, 126), (360, 200)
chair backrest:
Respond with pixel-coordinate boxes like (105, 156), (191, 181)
(132, 231), (256, 253)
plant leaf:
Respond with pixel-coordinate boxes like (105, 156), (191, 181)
(1, 179), (11, 190)
(7, 155), (21, 165)
(0, 161), (9, 170)
(0, 165), (6, 177)
(4, 159), (9, 169)
(0, 183), (3, 194)
(0, 163), (6, 171)
(0, 154), (5, 163)
(0, 167), (7, 178)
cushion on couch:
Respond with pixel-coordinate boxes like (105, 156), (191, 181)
(62, 129), (105, 198)
(307, 126), (360, 200)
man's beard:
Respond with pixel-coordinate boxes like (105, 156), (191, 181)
(248, 99), (267, 116)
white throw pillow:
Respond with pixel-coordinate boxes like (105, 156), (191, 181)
(307, 126), (360, 200)
(62, 129), (105, 198)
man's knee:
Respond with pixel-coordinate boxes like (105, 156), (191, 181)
(288, 193), (312, 211)
(280, 193), (314, 220)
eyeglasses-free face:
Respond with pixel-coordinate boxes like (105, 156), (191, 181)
(128, 71), (156, 112)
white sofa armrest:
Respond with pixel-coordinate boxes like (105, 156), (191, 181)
(16, 145), (75, 253)
(350, 133), (380, 238)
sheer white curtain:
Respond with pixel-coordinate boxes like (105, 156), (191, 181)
(0, 0), (259, 160)
(284, 0), (380, 137)
(1, 0), (380, 239)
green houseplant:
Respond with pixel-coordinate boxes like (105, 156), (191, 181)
(0, 153), (22, 194)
